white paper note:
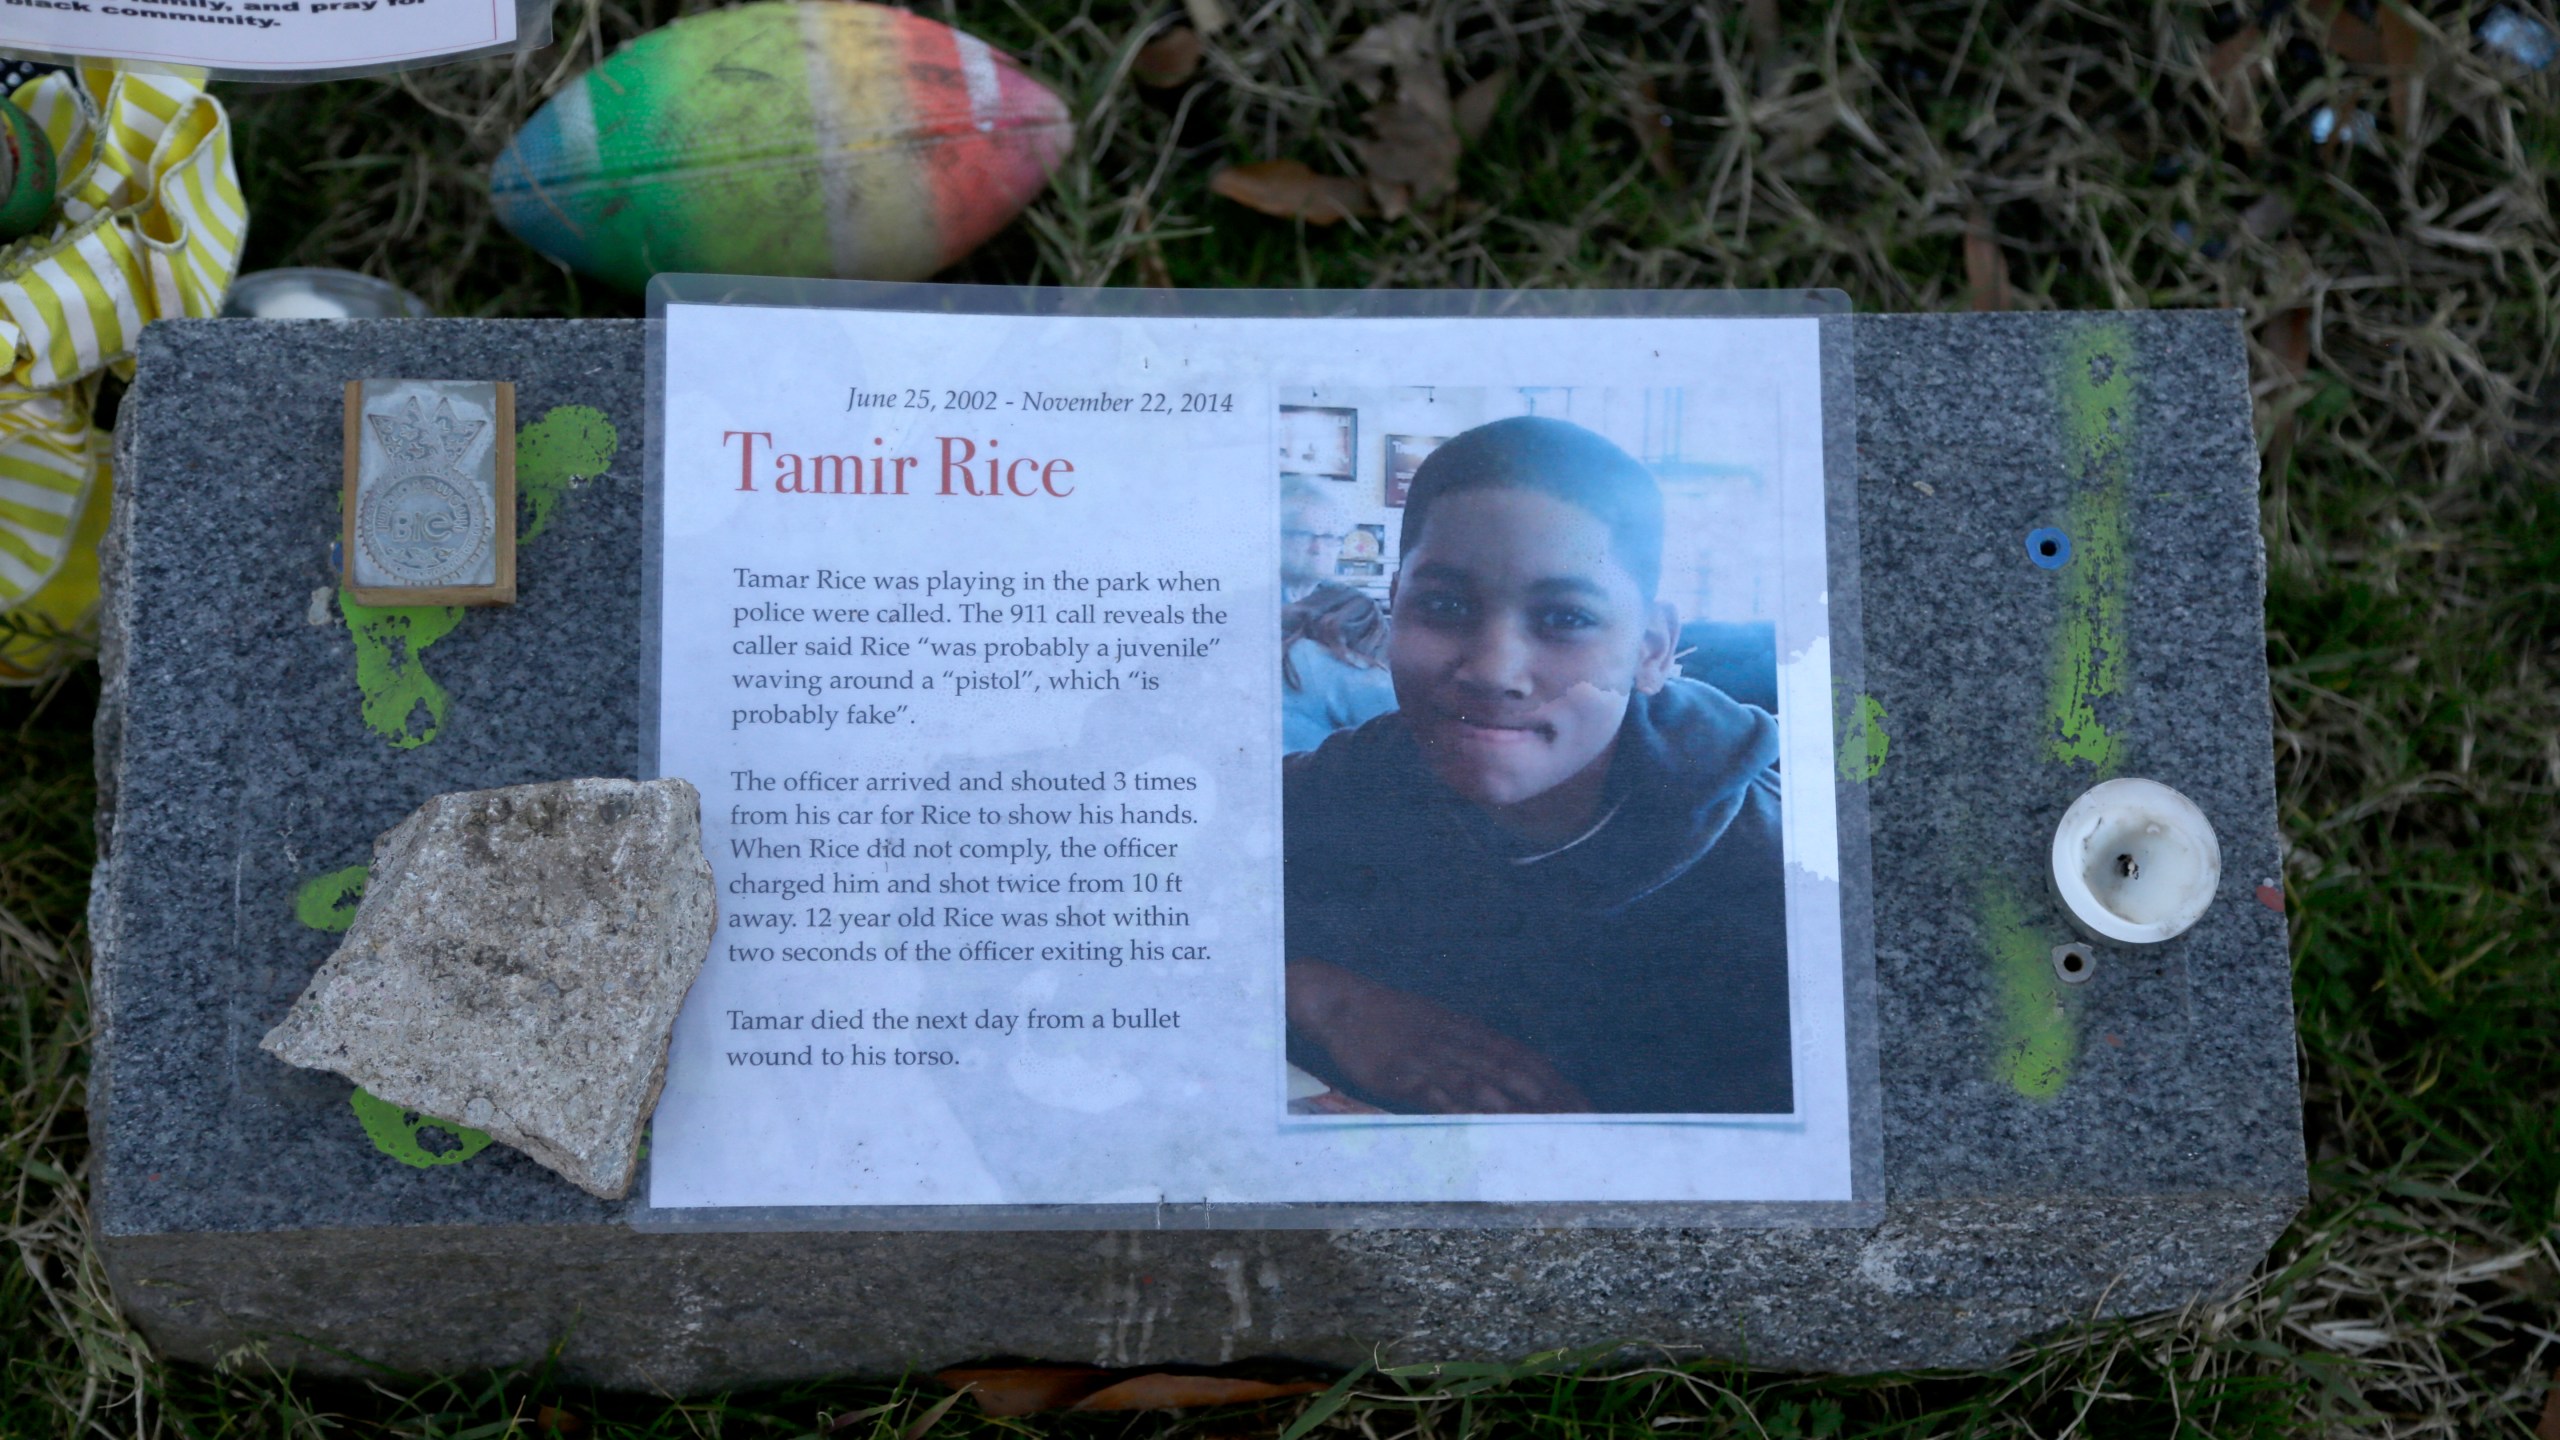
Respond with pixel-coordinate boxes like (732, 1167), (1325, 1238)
(0, 0), (513, 73)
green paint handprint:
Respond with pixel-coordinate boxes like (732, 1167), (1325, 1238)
(348, 1088), (495, 1168)
(334, 404), (620, 750)
(292, 864), (370, 932)
(514, 404), (619, 544)
(292, 863), (496, 1168)
(340, 591), (462, 748)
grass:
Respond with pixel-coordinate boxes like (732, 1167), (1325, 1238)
(7, 0), (2559, 1434)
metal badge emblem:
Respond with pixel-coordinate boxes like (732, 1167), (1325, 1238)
(342, 379), (516, 605)
(360, 402), (494, 585)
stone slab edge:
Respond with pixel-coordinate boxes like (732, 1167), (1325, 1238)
(103, 1196), (2297, 1388)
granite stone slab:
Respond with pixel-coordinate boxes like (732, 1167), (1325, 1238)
(92, 313), (2303, 1388)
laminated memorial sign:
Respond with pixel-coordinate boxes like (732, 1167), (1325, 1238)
(639, 281), (1875, 1228)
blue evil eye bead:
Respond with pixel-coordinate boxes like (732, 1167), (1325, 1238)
(2026, 528), (2071, 568)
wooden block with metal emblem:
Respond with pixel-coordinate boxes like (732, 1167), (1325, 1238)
(341, 378), (515, 606)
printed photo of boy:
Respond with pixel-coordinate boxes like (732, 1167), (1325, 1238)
(1283, 414), (1792, 1117)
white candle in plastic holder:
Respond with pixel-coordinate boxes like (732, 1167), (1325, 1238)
(2049, 778), (2222, 946)
(222, 268), (431, 320)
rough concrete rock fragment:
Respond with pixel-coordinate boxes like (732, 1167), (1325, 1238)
(261, 778), (715, 1199)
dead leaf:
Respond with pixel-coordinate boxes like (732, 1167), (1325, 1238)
(1963, 211), (2009, 312)
(2206, 24), (2260, 81)
(2205, 26), (2264, 144)
(1071, 1375), (1330, 1411)
(2259, 306), (2314, 473)
(1336, 14), (1435, 97)
(1352, 93), (1459, 204)
(2304, 0), (2424, 129)
(1452, 70), (1508, 143)
(1627, 70), (1677, 182)
(1340, 18), (1460, 205)
(939, 1367), (1113, 1417)
(2304, 0), (2385, 64)
(2264, 306), (2313, 382)
(534, 1407), (585, 1435)
(1181, 0), (1228, 39)
(2241, 194), (2294, 240)
(2379, 4), (2422, 131)
(901, 1385), (971, 1440)
(1134, 25), (1201, 89)
(938, 1367), (1328, 1417)
(819, 1401), (898, 1435)
(1211, 160), (1377, 224)
(2537, 1367), (2560, 1440)
(1222, 14), (1475, 224)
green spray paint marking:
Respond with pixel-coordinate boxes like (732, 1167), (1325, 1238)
(349, 1087), (494, 1168)
(1981, 325), (2136, 1096)
(1981, 880), (2075, 1098)
(515, 405), (619, 544)
(329, 404), (616, 748)
(293, 872), (494, 1169)
(2046, 326), (2133, 775)
(292, 864), (370, 932)
(1836, 693), (1890, 782)
(340, 589), (462, 749)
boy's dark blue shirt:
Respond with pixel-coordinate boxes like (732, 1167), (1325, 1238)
(1284, 676), (1793, 1114)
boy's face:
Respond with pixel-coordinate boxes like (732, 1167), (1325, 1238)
(1389, 486), (1676, 815)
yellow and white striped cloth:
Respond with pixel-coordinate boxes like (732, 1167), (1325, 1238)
(0, 66), (244, 675)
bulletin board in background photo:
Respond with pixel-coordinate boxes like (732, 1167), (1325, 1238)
(1277, 405), (1357, 481)
(1384, 433), (1446, 507)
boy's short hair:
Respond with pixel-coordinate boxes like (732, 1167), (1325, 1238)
(1398, 416), (1665, 598)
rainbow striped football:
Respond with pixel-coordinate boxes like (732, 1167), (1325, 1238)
(489, 2), (1072, 290)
